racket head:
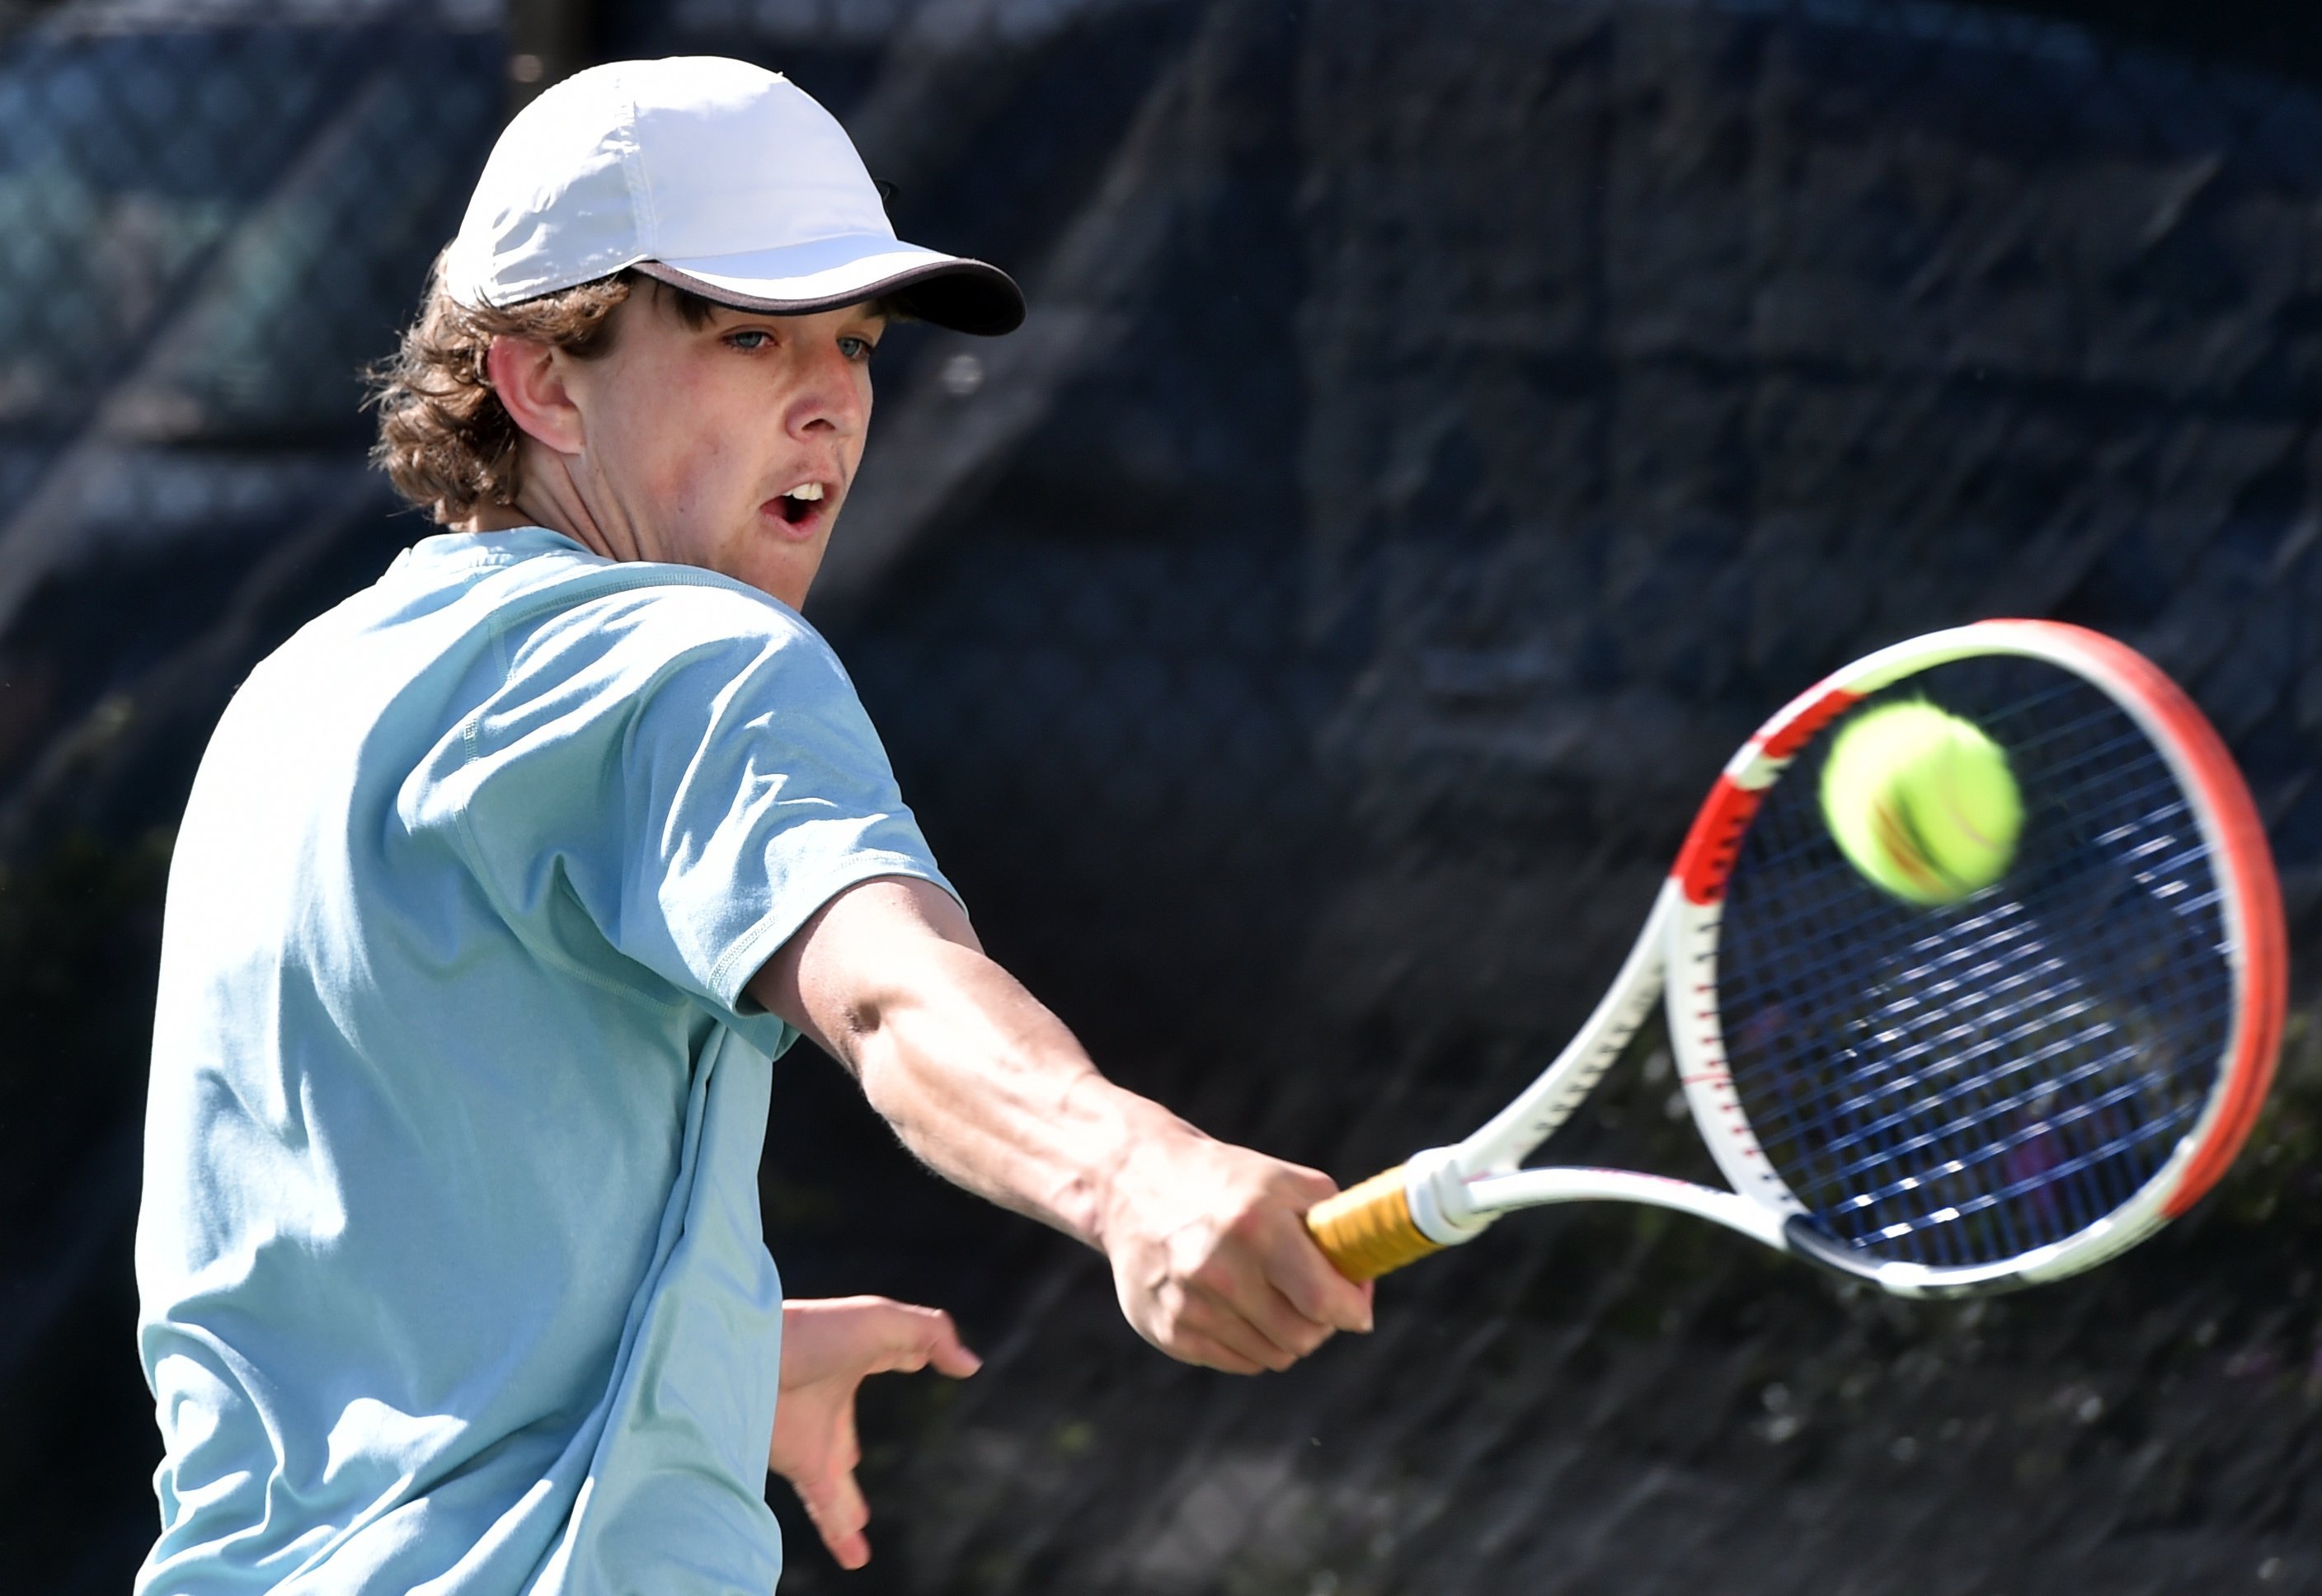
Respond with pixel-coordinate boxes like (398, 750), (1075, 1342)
(1667, 622), (2285, 1298)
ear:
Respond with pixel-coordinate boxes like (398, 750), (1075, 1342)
(485, 334), (587, 456)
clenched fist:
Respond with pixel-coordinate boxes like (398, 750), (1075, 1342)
(1097, 1129), (1375, 1374)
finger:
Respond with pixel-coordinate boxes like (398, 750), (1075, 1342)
(886, 1301), (983, 1378)
(792, 1467), (873, 1571)
(1261, 1208), (1378, 1334)
(928, 1331), (983, 1379)
(1173, 1284), (1304, 1373)
(791, 1298), (975, 1374)
(1164, 1323), (1269, 1376)
(843, 1303), (981, 1380)
(1135, 1274), (1276, 1373)
(1272, 1162), (1344, 1209)
(1188, 1247), (1331, 1364)
(1189, 1231), (1352, 1363)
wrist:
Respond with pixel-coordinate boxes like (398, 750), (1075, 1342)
(1033, 1076), (1170, 1251)
(1071, 1092), (1209, 1256)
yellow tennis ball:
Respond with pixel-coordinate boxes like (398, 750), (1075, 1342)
(1819, 702), (2023, 904)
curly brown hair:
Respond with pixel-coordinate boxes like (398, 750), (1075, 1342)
(367, 259), (717, 524)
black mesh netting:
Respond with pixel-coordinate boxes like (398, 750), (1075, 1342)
(2, 2), (2320, 1592)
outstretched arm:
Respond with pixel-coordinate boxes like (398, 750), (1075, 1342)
(750, 876), (1373, 1373)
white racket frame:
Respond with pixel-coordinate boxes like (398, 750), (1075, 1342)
(1386, 622), (2284, 1299)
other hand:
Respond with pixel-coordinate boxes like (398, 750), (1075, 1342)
(769, 1295), (981, 1570)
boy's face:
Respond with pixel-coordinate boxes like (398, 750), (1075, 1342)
(557, 288), (885, 610)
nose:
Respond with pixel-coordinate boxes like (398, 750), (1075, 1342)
(787, 336), (870, 440)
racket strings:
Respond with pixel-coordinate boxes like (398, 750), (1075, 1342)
(1715, 663), (2233, 1270)
(1819, 904), (2157, 1162)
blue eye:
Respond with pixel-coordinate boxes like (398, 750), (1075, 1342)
(839, 336), (879, 363)
(726, 330), (774, 351)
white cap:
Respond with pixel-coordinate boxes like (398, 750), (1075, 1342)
(443, 57), (1023, 336)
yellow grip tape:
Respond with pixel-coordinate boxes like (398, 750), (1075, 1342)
(1305, 1164), (1445, 1282)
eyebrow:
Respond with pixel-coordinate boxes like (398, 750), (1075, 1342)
(711, 306), (891, 330)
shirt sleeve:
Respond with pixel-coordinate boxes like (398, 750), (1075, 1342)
(438, 578), (957, 1049)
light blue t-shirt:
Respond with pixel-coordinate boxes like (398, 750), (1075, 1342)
(135, 528), (954, 1594)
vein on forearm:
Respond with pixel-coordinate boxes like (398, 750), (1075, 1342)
(834, 939), (1180, 1248)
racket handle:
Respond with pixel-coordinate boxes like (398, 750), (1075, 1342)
(1307, 1166), (1445, 1282)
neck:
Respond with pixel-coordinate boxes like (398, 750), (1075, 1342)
(452, 443), (626, 563)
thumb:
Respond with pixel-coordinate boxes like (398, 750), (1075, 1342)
(792, 1466), (873, 1570)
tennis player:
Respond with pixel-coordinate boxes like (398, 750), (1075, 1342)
(134, 57), (1370, 1594)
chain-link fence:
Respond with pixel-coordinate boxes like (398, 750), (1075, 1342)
(2, 1), (2319, 1591)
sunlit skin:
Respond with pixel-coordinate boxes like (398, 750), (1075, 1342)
(463, 286), (884, 612)
(769, 1296), (980, 1570)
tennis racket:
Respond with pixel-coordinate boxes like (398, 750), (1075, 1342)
(1306, 621), (2287, 1298)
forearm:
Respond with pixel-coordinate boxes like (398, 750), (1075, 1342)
(754, 876), (1372, 1372)
(753, 877), (1200, 1248)
(825, 936), (1196, 1248)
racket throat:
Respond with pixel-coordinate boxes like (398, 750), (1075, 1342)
(1406, 1145), (1498, 1246)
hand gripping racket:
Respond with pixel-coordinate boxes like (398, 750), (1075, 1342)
(1306, 622), (2287, 1298)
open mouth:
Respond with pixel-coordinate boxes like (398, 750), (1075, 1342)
(773, 481), (825, 525)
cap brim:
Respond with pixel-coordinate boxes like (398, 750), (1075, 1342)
(635, 233), (1024, 336)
